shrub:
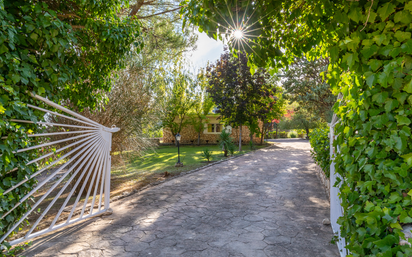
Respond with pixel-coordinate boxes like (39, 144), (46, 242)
(228, 142), (236, 156)
(279, 131), (287, 138)
(309, 128), (330, 177)
(201, 148), (212, 162)
(218, 130), (235, 157)
(248, 140), (255, 150)
(290, 133), (297, 138)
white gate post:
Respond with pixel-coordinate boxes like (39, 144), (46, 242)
(329, 117), (348, 257)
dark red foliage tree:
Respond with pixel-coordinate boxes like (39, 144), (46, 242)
(206, 49), (276, 151)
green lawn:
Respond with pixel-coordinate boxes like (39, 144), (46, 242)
(110, 144), (269, 196)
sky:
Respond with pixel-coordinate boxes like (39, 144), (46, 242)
(186, 31), (225, 70)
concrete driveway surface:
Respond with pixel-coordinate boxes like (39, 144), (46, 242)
(21, 139), (339, 257)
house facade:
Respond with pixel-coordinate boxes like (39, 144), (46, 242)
(163, 115), (263, 144)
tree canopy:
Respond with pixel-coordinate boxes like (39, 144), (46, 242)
(282, 58), (334, 122)
(206, 50), (277, 150)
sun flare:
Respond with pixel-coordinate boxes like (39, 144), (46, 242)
(233, 30), (244, 39)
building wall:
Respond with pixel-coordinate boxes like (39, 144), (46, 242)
(163, 116), (263, 144)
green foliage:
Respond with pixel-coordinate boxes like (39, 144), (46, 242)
(206, 50), (277, 151)
(248, 140), (255, 150)
(282, 58), (335, 122)
(279, 109), (321, 137)
(309, 128), (330, 178)
(218, 129), (235, 157)
(201, 148), (212, 162)
(0, 0), (141, 251)
(290, 133), (297, 138)
(160, 61), (196, 137)
(189, 69), (215, 145)
(227, 142), (236, 156)
(279, 131), (287, 138)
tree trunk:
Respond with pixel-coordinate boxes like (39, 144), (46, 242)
(198, 132), (200, 146)
(260, 127), (264, 145)
(238, 123), (242, 152)
(276, 126), (278, 138)
(250, 133), (254, 150)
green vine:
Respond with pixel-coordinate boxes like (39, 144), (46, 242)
(0, 0), (141, 253)
(309, 128), (331, 178)
(331, 1), (412, 255)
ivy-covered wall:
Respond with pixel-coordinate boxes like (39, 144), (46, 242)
(330, 1), (412, 255)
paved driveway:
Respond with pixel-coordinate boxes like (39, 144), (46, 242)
(22, 139), (339, 256)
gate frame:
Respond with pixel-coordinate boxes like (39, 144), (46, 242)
(0, 93), (119, 246)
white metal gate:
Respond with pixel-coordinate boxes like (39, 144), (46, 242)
(0, 93), (119, 246)
(329, 114), (348, 257)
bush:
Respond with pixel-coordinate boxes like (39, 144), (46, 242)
(201, 148), (212, 162)
(228, 143), (236, 156)
(290, 133), (297, 138)
(279, 131), (287, 138)
(309, 128), (330, 177)
(218, 130), (235, 157)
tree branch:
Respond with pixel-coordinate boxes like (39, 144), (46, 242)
(129, 0), (145, 16)
(134, 7), (182, 19)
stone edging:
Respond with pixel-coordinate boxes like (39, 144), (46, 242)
(315, 165), (330, 201)
(110, 144), (276, 203)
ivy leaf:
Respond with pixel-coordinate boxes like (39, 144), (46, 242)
(400, 211), (412, 223)
(365, 201), (374, 212)
(374, 235), (396, 251)
(30, 33), (38, 42)
(394, 10), (412, 24)
(373, 34), (387, 46)
(377, 3), (396, 21)
(372, 92), (388, 103)
(394, 31), (411, 42)
(361, 44), (379, 59)
(407, 1), (412, 12)
(404, 79), (412, 93)
(365, 72), (376, 87)
(343, 52), (358, 67)
(395, 115), (411, 125)
(401, 40), (412, 54)
(385, 99), (398, 112)
(390, 222), (403, 230)
(401, 153), (412, 166)
(348, 7), (362, 23)
(389, 192), (402, 203)
(366, 59), (380, 72)
(0, 44), (8, 55)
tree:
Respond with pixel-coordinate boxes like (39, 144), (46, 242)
(0, 0), (141, 251)
(189, 70), (215, 145)
(279, 109), (320, 138)
(183, 0), (412, 255)
(160, 62), (196, 143)
(282, 58), (335, 122)
(257, 86), (286, 144)
(206, 50), (276, 151)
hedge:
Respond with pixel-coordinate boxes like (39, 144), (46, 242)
(309, 128), (331, 178)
